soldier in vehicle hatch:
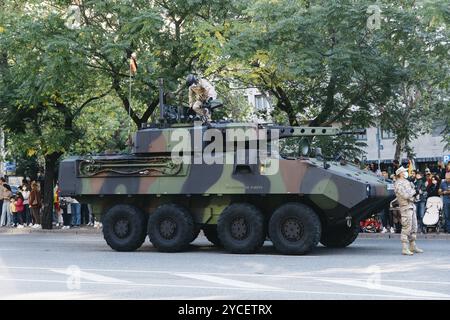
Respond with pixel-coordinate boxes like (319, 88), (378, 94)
(186, 74), (217, 122)
(394, 166), (424, 255)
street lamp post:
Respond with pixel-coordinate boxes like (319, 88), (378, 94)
(376, 124), (383, 175)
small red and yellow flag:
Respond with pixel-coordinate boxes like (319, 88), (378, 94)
(408, 159), (414, 176)
(130, 52), (137, 75)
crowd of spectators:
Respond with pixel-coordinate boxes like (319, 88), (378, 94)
(0, 178), (94, 229)
(361, 160), (450, 234)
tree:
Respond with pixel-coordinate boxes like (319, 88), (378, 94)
(376, 1), (450, 160)
(195, 0), (395, 129)
(0, 0), (247, 228)
(0, 1), (112, 228)
(195, 0), (449, 160)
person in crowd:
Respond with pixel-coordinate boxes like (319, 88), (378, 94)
(0, 184), (13, 227)
(0, 177), (5, 217)
(53, 182), (62, 227)
(437, 161), (446, 180)
(426, 175), (441, 198)
(392, 160), (400, 173)
(81, 203), (89, 225)
(10, 195), (17, 227)
(446, 162), (450, 173)
(14, 192), (25, 228)
(408, 170), (416, 182)
(439, 172), (450, 234)
(414, 172), (427, 233)
(87, 204), (95, 226)
(425, 168), (432, 186)
(60, 197), (71, 229)
(70, 197), (81, 228)
(380, 169), (395, 233)
(20, 181), (32, 226)
(29, 181), (42, 229)
(380, 205), (395, 233)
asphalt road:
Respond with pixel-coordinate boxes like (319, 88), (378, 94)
(0, 232), (449, 300)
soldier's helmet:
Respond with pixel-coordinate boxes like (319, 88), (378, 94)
(186, 74), (198, 87)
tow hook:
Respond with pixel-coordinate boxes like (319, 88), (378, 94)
(346, 216), (352, 228)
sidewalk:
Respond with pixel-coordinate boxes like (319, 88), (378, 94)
(0, 226), (449, 239)
(0, 226), (101, 235)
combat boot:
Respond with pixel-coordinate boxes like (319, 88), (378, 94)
(409, 241), (424, 253)
(402, 242), (414, 255)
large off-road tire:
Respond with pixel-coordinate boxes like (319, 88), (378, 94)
(320, 224), (359, 248)
(268, 203), (321, 255)
(147, 204), (194, 252)
(102, 204), (147, 252)
(217, 203), (265, 254)
(203, 225), (222, 247)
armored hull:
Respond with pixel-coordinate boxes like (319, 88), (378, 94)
(59, 122), (394, 254)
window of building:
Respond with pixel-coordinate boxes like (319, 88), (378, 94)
(381, 129), (395, 139)
(354, 129), (367, 141)
(254, 95), (269, 110)
(431, 124), (445, 137)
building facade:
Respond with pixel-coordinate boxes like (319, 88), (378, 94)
(359, 127), (448, 165)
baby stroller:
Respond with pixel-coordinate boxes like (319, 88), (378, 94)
(422, 196), (444, 233)
(360, 215), (382, 233)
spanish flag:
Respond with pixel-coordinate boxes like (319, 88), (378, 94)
(130, 52), (137, 75)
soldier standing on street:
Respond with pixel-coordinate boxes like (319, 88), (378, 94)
(186, 74), (217, 122)
(394, 166), (424, 255)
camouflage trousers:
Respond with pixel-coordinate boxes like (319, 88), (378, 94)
(192, 101), (211, 121)
(400, 205), (417, 243)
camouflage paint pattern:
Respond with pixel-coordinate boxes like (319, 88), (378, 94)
(59, 123), (394, 228)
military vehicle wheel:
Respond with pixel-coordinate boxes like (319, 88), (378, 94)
(148, 204), (194, 252)
(102, 204), (147, 252)
(268, 203), (321, 255)
(320, 224), (359, 248)
(217, 203), (265, 254)
(203, 225), (222, 247)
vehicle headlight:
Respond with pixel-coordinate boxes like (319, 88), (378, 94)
(366, 184), (371, 197)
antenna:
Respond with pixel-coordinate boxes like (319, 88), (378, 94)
(158, 78), (165, 124)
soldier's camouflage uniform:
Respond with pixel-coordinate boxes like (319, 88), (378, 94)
(188, 78), (217, 121)
(394, 178), (417, 244)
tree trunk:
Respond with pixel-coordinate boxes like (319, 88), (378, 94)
(41, 152), (62, 230)
(394, 140), (402, 162)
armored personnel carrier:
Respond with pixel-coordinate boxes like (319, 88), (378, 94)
(59, 81), (394, 255)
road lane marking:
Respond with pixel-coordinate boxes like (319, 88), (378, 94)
(174, 273), (280, 290)
(317, 278), (450, 299)
(1, 266), (450, 286)
(0, 277), (446, 300)
(49, 268), (131, 284)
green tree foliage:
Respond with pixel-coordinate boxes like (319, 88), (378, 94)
(376, 1), (450, 160)
(195, 0), (449, 159)
(196, 0), (395, 128)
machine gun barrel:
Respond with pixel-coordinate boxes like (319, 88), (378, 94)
(264, 125), (365, 139)
(265, 125), (339, 139)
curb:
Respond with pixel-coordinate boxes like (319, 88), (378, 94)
(0, 227), (102, 235)
(358, 232), (450, 240)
